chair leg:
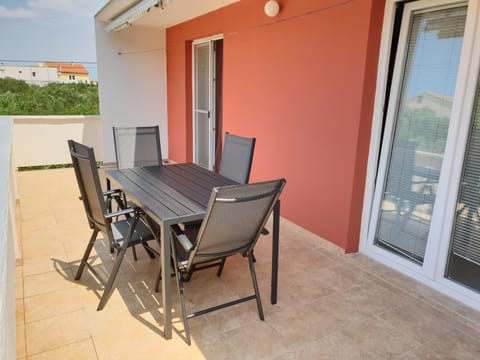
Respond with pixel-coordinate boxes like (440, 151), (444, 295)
(216, 258), (226, 277)
(97, 216), (139, 311)
(248, 254), (264, 321)
(154, 263), (161, 293)
(183, 265), (195, 282)
(132, 245), (138, 261)
(75, 229), (99, 280)
(176, 267), (191, 345)
(171, 240), (191, 345)
(97, 240), (130, 311)
(142, 243), (157, 259)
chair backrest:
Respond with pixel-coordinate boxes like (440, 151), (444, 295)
(219, 132), (256, 184)
(187, 179), (286, 268)
(112, 126), (162, 169)
(68, 140), (108, 232)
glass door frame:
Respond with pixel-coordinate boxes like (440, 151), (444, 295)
(360, 0), (480, 308)
(192, 34), (223, 170)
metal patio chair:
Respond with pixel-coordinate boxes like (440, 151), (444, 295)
(68, 139), (158, 311)
(219, 132), (256, 184)
(183, 132), (258, 279)
(111, 126), (163, 258)
(163, 178), (286, 345)
(112, 125), (163, 169)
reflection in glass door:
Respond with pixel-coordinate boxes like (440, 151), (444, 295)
(374, 4), (467, 264)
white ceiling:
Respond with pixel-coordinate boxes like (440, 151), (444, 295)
(96, 0), (240, 29)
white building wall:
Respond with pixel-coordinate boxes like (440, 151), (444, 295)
(95, 20), (168, 163)
(0, 65), (58, 86)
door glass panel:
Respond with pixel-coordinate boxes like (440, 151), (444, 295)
(196, 112), (210, 168)
(446, 76), (480, 292)
(375, 5), (467, 264)
(194, 43), (209, 110)
(194, 42), (210, 168)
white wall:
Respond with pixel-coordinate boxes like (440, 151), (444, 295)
(95, 20), (168, 163)
(0, 65), (58, 86)
(0, 117), (17, 360)
(12, 116), (103, 167)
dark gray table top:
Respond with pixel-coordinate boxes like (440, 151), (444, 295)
(106, 163), (237, 224)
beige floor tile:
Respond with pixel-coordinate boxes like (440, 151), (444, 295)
(376, 297), (462, 345)
(22, 257), (71, 277)
(25, 310), (90, 356)
(16, 299), (25, 324)
(16, 324), (26, 358)
(23, 268), (76, 298)
(28, 339), (98, 360)
(415, 327), (480, 359)
(15, 277), (24, 300)
(395, 345), (444, 360)
(318, 316), (420, 359)
(219, 321), (288, 360)
(269, 339), (364, 360)
(92, 321), (169, 359)
(16, 265), (23, 279)
(20, 209), (58, 233)
(24, 287), (84, 323)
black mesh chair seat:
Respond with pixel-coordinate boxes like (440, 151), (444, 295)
(161, 178), (286, 345)
(68, 140), (158, 311)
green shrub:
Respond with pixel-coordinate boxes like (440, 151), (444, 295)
(0, 78), (99, 115)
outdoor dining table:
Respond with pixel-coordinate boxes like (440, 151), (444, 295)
(106, 163), (281, 340)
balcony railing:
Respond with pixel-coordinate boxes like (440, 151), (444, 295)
(0, 116), (18, 360)
(12, 115), (103, 168)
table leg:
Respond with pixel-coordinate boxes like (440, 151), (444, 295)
(271, 200), (280, 305)
(160, 222), (172, 339)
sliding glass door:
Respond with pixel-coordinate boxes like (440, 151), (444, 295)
(364, 0), (480, 308)
(374, 2), (467, 264)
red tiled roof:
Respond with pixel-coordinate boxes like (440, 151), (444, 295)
(43, 62), (89, 75)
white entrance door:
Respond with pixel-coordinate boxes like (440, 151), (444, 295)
(192, 37), (221, 170)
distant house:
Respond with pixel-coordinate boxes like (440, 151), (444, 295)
(39, 62), (91, 84)
(0, 65), (58, 86)
(406, 92), (454, 119)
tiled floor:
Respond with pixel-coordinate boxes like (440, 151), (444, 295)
(15, 168), (480, 359)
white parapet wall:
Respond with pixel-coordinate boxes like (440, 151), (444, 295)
(0, 117), (17, 360)
(12, 115), (104, 168)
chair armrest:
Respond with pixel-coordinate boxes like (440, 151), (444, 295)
(172, 225), (194, 252)
(105, 207), (136, 219)
(103, 189), (123, 197)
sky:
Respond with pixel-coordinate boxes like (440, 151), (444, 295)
(0, 0), (108, 80)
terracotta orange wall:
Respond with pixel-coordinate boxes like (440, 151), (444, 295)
(167, 0), (385, 252)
